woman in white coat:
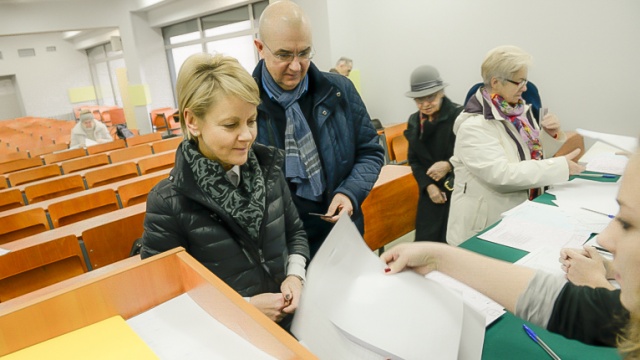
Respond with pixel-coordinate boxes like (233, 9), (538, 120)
(446, 45), (584, 246)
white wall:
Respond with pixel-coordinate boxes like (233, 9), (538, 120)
(0, 32), (93, 120)
(303, 0), (640, 137)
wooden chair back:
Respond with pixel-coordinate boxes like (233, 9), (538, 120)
(0, 179), (7, 190)
(86, 139), (126, 155)
(0, 157), (43, 175)
(60, 153), (110, 174)
(47, 189), (120, 228)
(382, 123), (408, 163)
(7, 164), (61, 187)
(84, 162), (139, 189)
(82, 211), (146, 269)
(150, 136), (182, 153)
(391, 135), (409, 164)
(0, 151), (29, 164)
(24, 175), (85, 204)
(0, 234), (87, 302)
(118, 172), (167, 207)
(42, 148), (86, 164)
(0, 208), (50, 245)
(0, 188), (25, 212)
(125, 132), (162, 147)
(138, 151), (175, 175)
(109, 144), (152, 163)
(28, 143), (68, 158)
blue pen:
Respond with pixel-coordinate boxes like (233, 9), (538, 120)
(580, 207), (615, 219)
(523, 324), (561, 360)
(579, 173), (617, 179)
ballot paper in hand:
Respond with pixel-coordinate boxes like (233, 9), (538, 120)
(292, 216), (485, 360)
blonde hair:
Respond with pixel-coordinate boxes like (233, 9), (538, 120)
(481, 45), (532, 89)
(619, 314), (640, 358)
(175, 53), (260, 141)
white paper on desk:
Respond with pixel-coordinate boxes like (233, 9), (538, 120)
(127, 293), (276, 360)
(547, 178), (620, 216)
(515, 247), (566, 276)
(425, 271), (505, 326)
(478, 216), (590, 253)
(503, 200), (612, 234)
(584, 154), (628, 175)
(576, 128), (638, 153)
(580, 140), (630, 165)
(292, 216), (485, 360)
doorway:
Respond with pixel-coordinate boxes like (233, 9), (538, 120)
(0, 76), (25, 121)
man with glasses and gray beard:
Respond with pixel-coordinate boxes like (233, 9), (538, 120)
(252, 0), (384, 258)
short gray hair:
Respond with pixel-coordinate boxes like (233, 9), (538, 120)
(481, 45), (532, 87)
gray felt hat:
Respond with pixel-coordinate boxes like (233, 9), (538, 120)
(405, 65), (449, 98)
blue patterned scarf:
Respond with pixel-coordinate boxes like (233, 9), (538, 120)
(261, 62), (325, 201)
(182, 141), (265, 241)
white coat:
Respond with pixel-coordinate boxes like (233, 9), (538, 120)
(446, 89), (569, 246)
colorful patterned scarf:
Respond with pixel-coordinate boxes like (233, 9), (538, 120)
(483, 88), (542, 160)
(181, 141), (266, 241)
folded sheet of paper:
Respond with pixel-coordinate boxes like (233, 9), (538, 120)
(127, 293), (276, 360)
(292, 216), (485, 360)
(547, 178), (620, 217)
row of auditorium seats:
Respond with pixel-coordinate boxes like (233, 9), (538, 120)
(0, 135), (181, 188)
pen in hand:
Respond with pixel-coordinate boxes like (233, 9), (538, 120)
(523, 324), (561, 360)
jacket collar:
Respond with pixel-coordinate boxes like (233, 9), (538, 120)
(464, 88), (497, 120)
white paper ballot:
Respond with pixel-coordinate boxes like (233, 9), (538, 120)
(127, 293), (276, 360)
(576, 128), (638, 153)
(292, 216), (485, 360)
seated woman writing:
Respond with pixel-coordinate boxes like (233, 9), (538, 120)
(381, 146), (640, 354)
(140, 53), (310, 329)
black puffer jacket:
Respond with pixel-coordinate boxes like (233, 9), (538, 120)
(140, 142), (310, 297)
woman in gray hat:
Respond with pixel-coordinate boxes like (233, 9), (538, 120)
(404, 65), (462, 243)
(446, 45), (584, 246)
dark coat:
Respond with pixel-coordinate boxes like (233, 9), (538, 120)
(140, 142), (309, 297)
(405, 96), (462, 242)
(252, 60), (384, 250)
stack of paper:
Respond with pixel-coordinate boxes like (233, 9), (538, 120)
(292, 216), (486, 360)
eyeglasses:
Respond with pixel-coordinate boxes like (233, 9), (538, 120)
(262, 41), (315, 63)
(503, 78), (528, 89)
(414, 93), (440, 104)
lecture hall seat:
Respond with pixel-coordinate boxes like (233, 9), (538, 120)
(23, 175), (85, 204)
(0, 151), (29, 165)
(42, 148), (86, 165)
(108, 144), (153, 163)
(0, 208), (50, 245)
(28, 143), (68, 158)
(0, 234), (87, 302)
(137, 151), (175, 175)
(82, 210), (146, 269)
(84, 162), (139, 188)
(0, 188), (25, 212)
(86, 138), (126, 155)
(7, 164), (61, 187)
(47, 189), (120, 228)
(150, 136), (182, 154)
(60, 153), (110, 174)
(391, 135), (409, 165)
(0, 157), (43, 175)
(382, 123), (408, 163)
(117, 172), (168, 207)
(125, 132), (163, 147)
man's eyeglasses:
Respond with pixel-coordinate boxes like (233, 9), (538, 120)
(503, 78), (528, 89)
(414, 93), (440, 105)
(262, 41), (315, 63)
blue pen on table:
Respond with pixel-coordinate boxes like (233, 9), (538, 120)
(578, 173), (617, 179)
(580, 207), (615, 219)
(523, 324), (562, 360)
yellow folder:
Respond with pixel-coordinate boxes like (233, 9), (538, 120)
(2, 316), (158, 360)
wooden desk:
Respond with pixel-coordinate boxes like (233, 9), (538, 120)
(362, 165), (418, 250)
(0, 248), (316, 359)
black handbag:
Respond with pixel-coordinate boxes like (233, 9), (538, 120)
(443, 172), (454, 192)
